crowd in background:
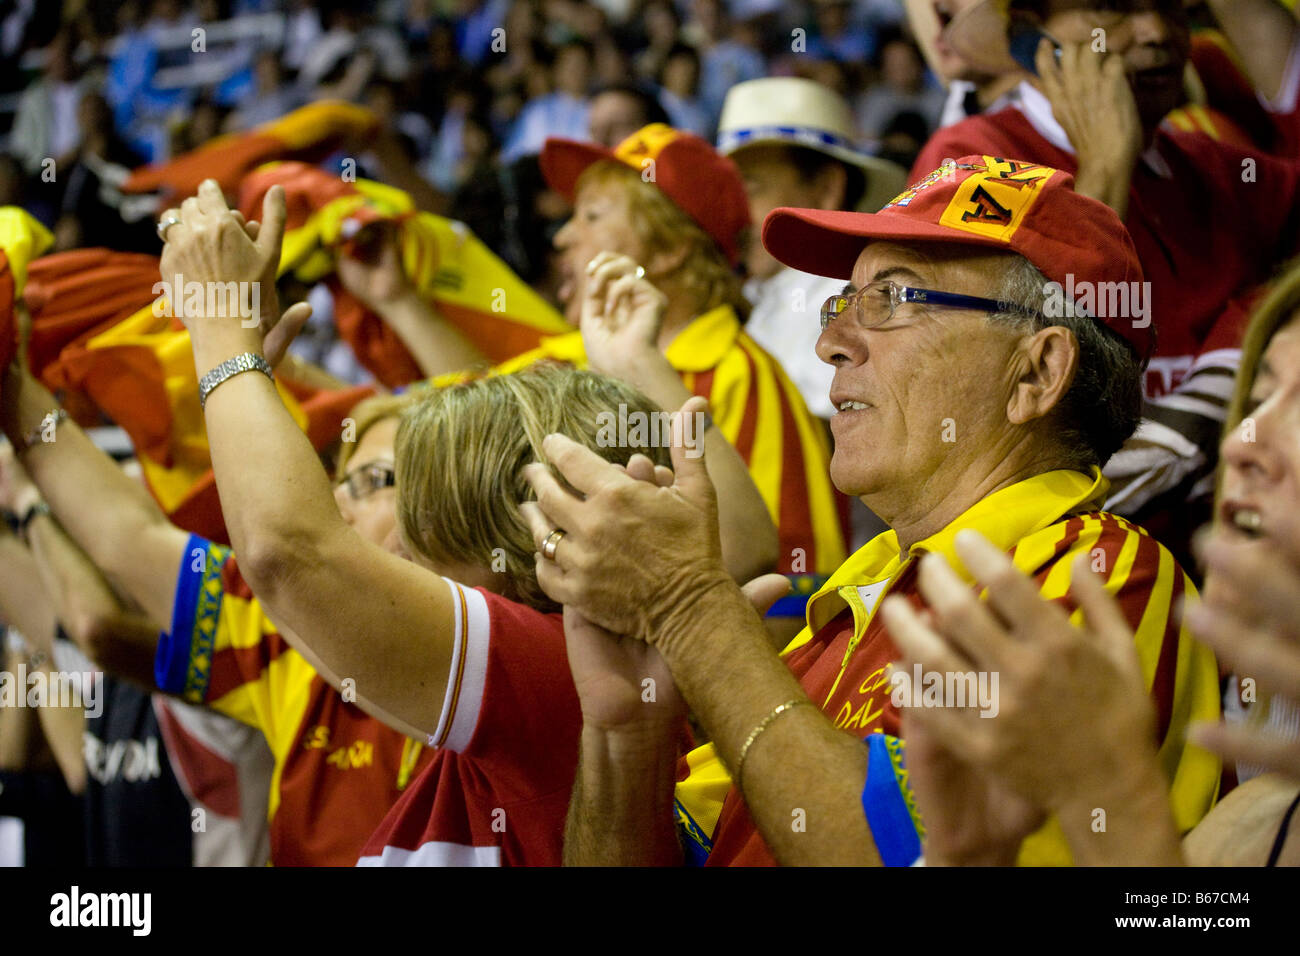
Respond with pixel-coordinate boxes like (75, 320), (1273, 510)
(0, 0), (1298, 873)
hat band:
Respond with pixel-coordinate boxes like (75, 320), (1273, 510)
(719, 125), (859, 156)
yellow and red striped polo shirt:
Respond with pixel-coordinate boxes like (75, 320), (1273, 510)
(486, 305), (848, 576)
(674, 468), (1222, 866)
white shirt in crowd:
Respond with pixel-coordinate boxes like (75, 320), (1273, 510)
(743, 267), (841, 420)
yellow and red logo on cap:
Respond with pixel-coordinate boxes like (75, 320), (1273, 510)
(939, 156), (1059, 243)
(612, 123), (684, 176)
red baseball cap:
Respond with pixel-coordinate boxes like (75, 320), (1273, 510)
(541, 123), (750, 264)
(763, 155), (1152, 357)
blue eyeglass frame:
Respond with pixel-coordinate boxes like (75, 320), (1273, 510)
(820, 280), (1023, 332)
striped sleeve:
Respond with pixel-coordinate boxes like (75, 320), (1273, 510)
(426, 579), (490, 753)
(1012, 513), (1222, 865)
(697, 333), (848, 576)
(1104, 348), (1241, 517)
(155, 534), (300, 747)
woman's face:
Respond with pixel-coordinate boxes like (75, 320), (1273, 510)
(1219, 312), (1300, 550)
(552, 177), (648, 324)
(334, 417), (400, 551)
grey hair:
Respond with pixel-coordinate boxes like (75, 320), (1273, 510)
(986, 256), (1143, 469)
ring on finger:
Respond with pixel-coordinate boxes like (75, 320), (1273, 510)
(541, 529), (565, 561)
(157, 215), (182, 241)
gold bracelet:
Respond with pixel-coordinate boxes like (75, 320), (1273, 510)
(734, 698), (811, 787)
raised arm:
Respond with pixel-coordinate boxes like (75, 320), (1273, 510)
(578, 252), (779, 583)
(1207, 0), (1299, 104)
(1, 364), (188, 632)
(157, 180), (468, 740)
(336, 225), (489, 379)
(0, 447), (159, 685)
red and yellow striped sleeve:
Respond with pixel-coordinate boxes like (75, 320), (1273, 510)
(683, 331), (848, 576)
(1012, 512), (1221, 865)
(156, 535), (317, 757)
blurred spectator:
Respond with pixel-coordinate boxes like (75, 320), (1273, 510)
(658, 43), (711, 137)
(10, 30), (88, 176)
(55, 93), (158, 252)
(635, 0), (684, 83)
(228, 49), (305, 131)
(282, 0), (324, 72)
(855, 33), (945, 142)
(365, 80), (435, 160)
(686, 0), (765, 124)
(587, 82), (671, 148)
(411, 19), (470, 130)
(457, 0), (512, 66)
(501, 38), (593, 161)
(807, 0), (876, 64)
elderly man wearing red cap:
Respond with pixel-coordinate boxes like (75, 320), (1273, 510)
(521, 155), (1220, 867)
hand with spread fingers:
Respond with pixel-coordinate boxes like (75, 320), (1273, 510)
(880, 528), (1183, 864)
(520, 394), (730, 648)
(1188, 526), (1300, 780)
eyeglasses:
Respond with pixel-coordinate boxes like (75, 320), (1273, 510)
(820, 280), (1028, 332)
(340, 462), (396, 500)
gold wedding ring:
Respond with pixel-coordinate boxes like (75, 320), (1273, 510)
(541, 529), (565, 561)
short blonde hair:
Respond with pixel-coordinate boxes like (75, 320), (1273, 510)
(577, 161), (751, 323)
(396, 365), (673, 611)
(336, 393), (417, 475)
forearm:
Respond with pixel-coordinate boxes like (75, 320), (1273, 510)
(31, 660), (88, 795)
(189, 323), (346, 591)
(564, 722), (683, 866)
(26, 512), (159, 686)
(1208, 0), (1298, 102)
(0, 533), (57, 655)
(374, 293), (488, 379)
(603, 357), (779, 581)
(1057, 754), (1184, 865)
(193, 323), (460, 733)
(0, 367), (182, 628)
(657, 581), (879, 865)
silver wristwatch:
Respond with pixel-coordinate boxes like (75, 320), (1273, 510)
(198, 352), (274, 409)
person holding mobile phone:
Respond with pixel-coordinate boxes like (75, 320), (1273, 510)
(912, 0), (1300, 581)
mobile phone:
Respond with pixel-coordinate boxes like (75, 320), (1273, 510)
(1007, 17), (1062, 76)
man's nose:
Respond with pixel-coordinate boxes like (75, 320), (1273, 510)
(815, 315), (867, 367)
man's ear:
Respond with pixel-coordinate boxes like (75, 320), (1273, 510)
(1006, 325), (1079, 426)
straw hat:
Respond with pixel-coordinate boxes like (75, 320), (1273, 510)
(716, 77), (908, 213)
